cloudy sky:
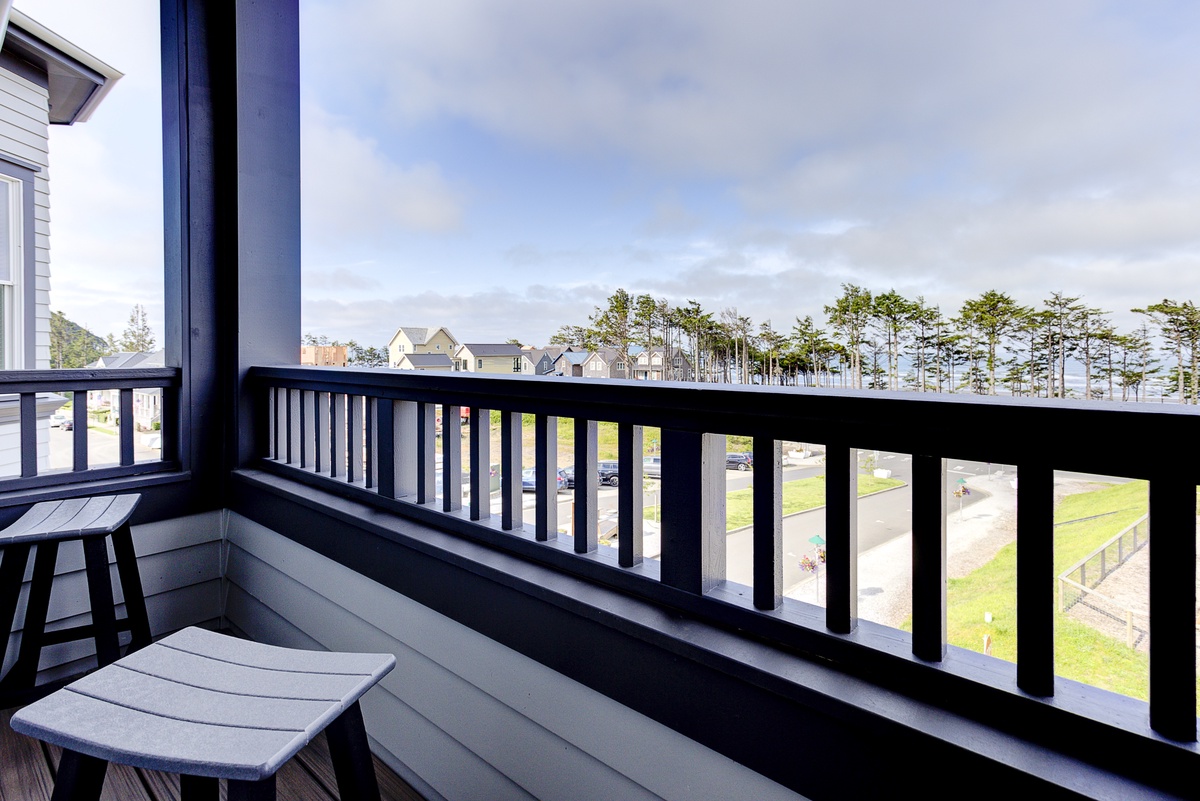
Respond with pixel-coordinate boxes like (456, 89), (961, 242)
(14, 0), (1200, 349)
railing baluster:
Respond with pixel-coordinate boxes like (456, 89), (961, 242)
(617, 422), (642, 567)
(273, 387), (285, 461)
(395, 401), (417, 499)
(573, 419), (598, 554)
(1149, 474), (1197, 742)
(416, 402), (436, 504)
(500, 411), (522, 531)
(375, 399), (395, 499)
(442, 405), (462, 512)
(19, 393), (35, 477)
(314, 391), (329, 473)
(72, 389), (88, 471)
(348, 395), (364, 483)
(287, 389), (300, 465)
(534, 414), (557, 541)
(119, 388), (134, 466)
(660, 430), (725, 595)
(301, 390), (316, 469)
(331, 393), (346, 479)
(469, 406), (490, 521)
(366, 398), (377, 489)
(753, 436), (782, 611)
(912, 454), (946, 662)
(825, 445), (857, 632)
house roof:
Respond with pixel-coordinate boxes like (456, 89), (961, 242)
(87, 350), (164, 369)
(399, 353), (454, 368)
(557, 351), (590, 366)
(388, 325), (457, 349)
(457, 343), (523, 357)
(2, 11), (123, 124)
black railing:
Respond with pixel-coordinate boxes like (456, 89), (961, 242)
(249, 365), (1200, 747)
(0, 368), (181, 495)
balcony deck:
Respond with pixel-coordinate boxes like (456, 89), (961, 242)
(1, 706), (425, 801)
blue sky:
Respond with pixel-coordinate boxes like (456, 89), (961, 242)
(15, 0), (1200, 350)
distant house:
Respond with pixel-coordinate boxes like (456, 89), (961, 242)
(87, 350), (164, 431)
(551, 350), (590, 377)
(581, 348), (630, 379)
(387, 326), (459, 369)
(394, 353), (454, 371)
(453, 343), (525, 374)
(634, 346), (694, 381)
(0, 11), (121, 472)
(525, 346), (576, 376)
(300, 345), (347, 366)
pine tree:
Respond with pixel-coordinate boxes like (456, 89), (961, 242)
(119, 304), (156, 352)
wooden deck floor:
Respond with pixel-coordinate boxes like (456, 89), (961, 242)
(1, 706), (425, 801)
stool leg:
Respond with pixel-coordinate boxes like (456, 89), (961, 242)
(52, 749), (108, 801)
(228, 775), (275, 801)
(0, 543), (31, 681)
(180, 774), (219, 800)
(5, 541), (60, 691)
(326, 701), (381, 801)
(109, 524), (152, 651)
(82, 537), (120, 667)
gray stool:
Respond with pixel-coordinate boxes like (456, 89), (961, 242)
(11, 626), (396, 800)
(0, 494), (150, 706)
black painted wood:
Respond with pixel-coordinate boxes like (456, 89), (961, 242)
(617, 422), (642, 567)
(500, 411), (521, 531)
(660, 430), (725, 595)
(366, 397), (377, 490)
(825, 445), (857, 633)
(753, 436), (782, 611)
(120, 389), (135, 467)
(20, 393), (35, 478)
(314, 392), (329, 474)
(72, 390), (88, 472)
(286, 389), (299, 467)
(3, 541), (58, 693)
(325, 702), (382, 801)
(375, 399), (395, 499)
(179, 774), (219, 800)
(51, 749), (107, 801)
(469, 406), (489, 521)
(416, 403), (435, 505)
(1016, 460), (1054, 696)
(348, 396), (363, 484)
(573, 418), (597, 554)
(441, 406), (462, 512)
(331, 394), (346, 481)
(300, 390), (315, 469)
(0, 541), (29, 680)
(110, 524), (152, 651)
(912, 454), (946, 662)
(534, 414), (557, 541)
(1149, 473), (1198, 742)
(82, 536), (121, 667)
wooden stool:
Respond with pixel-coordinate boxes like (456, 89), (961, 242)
(0, 494), (150, 706)
(11, 627), (397, 801)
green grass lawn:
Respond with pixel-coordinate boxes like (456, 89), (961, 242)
(644, 472), (904, 529)
(901, 479), (1200, 707)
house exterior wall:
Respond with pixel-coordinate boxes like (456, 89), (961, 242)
(389, 328), (459, 367)
(223, 512), (804, 801)
(459, 353), (524, 374)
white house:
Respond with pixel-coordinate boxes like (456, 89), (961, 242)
(0, 9), (121, 474)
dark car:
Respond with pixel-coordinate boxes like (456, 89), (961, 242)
(597, 460), (620, 486)
(726, 452), (753, 471)
(61, 419), (74, 431)
(561, 464), (575, 489)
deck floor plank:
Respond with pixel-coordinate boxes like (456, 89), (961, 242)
(4, 705), (423, 801)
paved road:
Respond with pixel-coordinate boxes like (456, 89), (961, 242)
(47, 425), (162, 471)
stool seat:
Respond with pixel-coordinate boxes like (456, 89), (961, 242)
(0, 495), (140, 545)
(0, 494), (150, 707)
(12, 627), (396, 800)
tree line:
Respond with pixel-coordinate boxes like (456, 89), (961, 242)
(547, 286), (1200, 403)
(49, 305), (157, 369)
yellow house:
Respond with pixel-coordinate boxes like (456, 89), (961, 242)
(453, 343), (526, 374)
(387, 326), (458, 368)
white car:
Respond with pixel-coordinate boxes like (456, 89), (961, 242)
(50, 412), (68, 428)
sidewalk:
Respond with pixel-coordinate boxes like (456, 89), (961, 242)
(785, 469), (1019, 628)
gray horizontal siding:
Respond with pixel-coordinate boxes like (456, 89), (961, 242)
(224, 512), (805, 801)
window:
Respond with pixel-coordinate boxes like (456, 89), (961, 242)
(477, 358), (483, 370)
(398, 344), (405, 353)
(616, 362), (625, 370)
(0, 169), (30, 370)
(513, 357), (521, 373)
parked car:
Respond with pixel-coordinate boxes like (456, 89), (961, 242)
(642, 455), (661, 479)
(50, 412), (68, 428)
(726, 452), (753, 471)
(597, 460), (620, 486)
(521, 467), (568, 493)
(561, 464), (575, 489)
(61, 419), (74, 431)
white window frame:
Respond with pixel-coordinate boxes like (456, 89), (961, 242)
(0, 175), (24, 370)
